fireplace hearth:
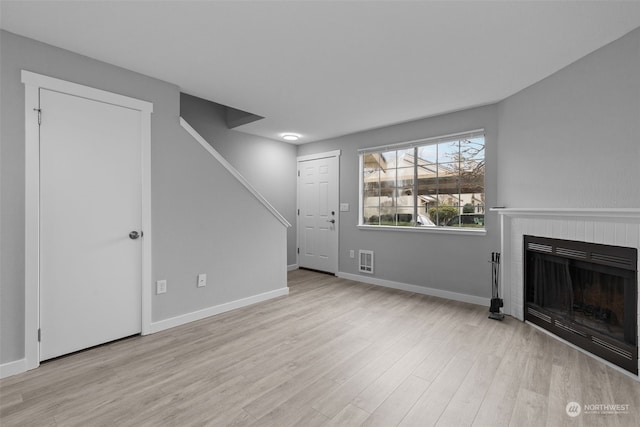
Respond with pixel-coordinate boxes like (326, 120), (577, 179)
(524, 235), (638, 374)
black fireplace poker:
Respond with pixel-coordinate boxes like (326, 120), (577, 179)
(489, 252), (505, 320)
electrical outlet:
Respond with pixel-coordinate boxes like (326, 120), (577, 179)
(156, 279), (167, 294)
(197, 273), (207, 288)
(349, 250), (355, 258)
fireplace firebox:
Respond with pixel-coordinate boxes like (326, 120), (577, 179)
(524, 235), (638, 374)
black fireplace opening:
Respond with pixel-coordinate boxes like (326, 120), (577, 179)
(524, 235), (638, 375)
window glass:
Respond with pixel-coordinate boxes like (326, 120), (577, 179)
(360, 133), (485, 230)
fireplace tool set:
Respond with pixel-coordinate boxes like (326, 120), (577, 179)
(489, 252), (504, 320)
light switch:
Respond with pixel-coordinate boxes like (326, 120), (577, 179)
(340, 203), (349, 212)
(156, 280), (167, 294)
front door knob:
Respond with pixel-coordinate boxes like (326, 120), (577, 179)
(129, 231), (142, 240)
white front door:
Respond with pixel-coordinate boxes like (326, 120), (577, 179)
(297, 154), (339, 274)
(39, 88), (143, 360)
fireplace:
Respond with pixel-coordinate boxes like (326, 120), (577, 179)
(524, 235), (638, 374)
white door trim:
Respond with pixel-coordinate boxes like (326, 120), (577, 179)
(21, 70), (153, 371)
(297, 149), (341, 163)
(296, 150), (341, 273)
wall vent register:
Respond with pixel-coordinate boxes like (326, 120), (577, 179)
(359, 250), (374, 274)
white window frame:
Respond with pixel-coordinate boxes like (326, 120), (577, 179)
(357, 129), (486, 235)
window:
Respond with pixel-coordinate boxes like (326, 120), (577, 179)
(359, 130), (485, 230)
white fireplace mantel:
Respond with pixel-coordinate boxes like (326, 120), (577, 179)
(492, 207), (640, 220)
(493, 207), (640, 377)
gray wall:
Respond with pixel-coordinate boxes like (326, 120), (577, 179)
(0, 30), (287, 365)
(298, 105), (500, 299)
(497, 27), (640, 208)
(3, 23), (638, 368)
(296, 26), (640, 299)
(179, 93), (298, 266)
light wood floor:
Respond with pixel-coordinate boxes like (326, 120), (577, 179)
(1, 269), (639, 426)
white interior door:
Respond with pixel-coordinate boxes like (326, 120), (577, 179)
(39, 88), (142, 360)
(298, 155), (339, 274)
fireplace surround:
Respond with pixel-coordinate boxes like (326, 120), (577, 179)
(524, 235), (637, 374)
(495, 208), (640, 377)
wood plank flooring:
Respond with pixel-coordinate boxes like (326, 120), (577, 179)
(1, 269), (639, 426)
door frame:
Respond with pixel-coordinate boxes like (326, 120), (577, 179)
(22, 70), (153, 371)
(296, 150), (341, 274)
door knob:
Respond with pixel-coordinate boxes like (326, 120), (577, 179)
(327, 219), (335, 224)
(129, 231), (142, 240)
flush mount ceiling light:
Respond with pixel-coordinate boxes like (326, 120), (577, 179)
(282, 133), (300, 142)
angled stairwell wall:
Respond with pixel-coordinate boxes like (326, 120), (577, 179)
(150, 118), (291, 331)
(179, 93), (298, 268)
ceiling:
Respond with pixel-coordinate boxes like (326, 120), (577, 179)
(2, 1), (640, 144)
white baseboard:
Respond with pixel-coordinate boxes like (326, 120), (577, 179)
(287, 264), (299, 271)
(0, 288), (290, 378)
(0, 358), (27, 379)
(148, 287), (289, 334)
(337, 272), (489, 307)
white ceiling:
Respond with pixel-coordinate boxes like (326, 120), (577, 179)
(2, 1), (640, 143)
